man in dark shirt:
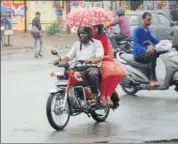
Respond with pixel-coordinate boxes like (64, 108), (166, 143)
(170, 5), (178, 21)
(32, 12), (43, 58)
(108, 8), (131, 51)
(133, 12), (160, 87)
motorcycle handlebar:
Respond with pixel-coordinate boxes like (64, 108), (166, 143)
(53, 61), (59, 66)
(52, 60), (98, 70)
(74, 60), (97, 68)
(156, 50), (169, 55)
(75, 60), (85, 64)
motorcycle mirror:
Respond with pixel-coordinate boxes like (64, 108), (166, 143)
(51, 49), (58, 55)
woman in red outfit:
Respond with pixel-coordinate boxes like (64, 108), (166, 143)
(93, 24), (127, 106)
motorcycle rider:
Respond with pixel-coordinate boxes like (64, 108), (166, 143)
(107, 8), (131, 51)
(52, 27), (104, 97)
(133, 12), (160, 87)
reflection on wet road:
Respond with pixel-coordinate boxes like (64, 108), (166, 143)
(1, 57), (178, 143)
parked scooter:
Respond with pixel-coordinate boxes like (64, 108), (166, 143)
(116, 41), (178, 95)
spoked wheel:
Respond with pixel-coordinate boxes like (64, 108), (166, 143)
(46, 93), (70, 131)
(91, 106), (110, 122)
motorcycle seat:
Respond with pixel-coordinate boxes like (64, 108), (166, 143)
(120, 53), (150, 68)
(123, 36), (133, 41)
(117, 36), (133, 45)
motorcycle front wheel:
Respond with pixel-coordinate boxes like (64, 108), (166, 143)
(46, 93), (70, 131)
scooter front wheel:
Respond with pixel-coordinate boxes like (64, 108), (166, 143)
(122, 85), (138, 95)
(46, 93), (70, 131)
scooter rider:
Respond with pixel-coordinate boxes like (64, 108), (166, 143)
(133, 12), (160, 87)
(52, 27), (104, 97)
(107, 8), (131, 51)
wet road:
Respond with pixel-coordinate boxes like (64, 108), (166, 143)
(1, 54), (178, 143)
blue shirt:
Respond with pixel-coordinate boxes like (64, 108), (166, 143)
(133, 25), (160, 57)
(2, 17), (12, 29)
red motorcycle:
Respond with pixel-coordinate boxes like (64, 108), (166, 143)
(46, 49), (120, 131)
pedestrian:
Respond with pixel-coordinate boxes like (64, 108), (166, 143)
(170, 5), (178, 21)
(31, 12), (43, 58)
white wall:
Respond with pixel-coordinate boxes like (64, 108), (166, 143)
(27, 1), (58, 30)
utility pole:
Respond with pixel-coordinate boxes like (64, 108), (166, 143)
(24, 0), (27, 32)
(66, 1), (70, 34)
(91, 1), (94, 7)
(102, 0), (104, 8)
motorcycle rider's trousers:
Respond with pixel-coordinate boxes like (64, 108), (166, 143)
(135, 53), (157, 81)
(109, 32), (127, 49)
(84, 67), (102, 94)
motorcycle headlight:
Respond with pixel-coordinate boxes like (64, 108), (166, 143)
(50, 68), (65, 77)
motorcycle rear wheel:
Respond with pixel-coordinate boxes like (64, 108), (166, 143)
(110, 91), (120, 109)
(91, 106), (110, 122)
(46, 93), (70, 131)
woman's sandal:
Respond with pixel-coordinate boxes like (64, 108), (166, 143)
(100, 96), (106, 106)
(106, 96), (111, 106)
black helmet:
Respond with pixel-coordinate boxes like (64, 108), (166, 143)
(77, 27), (93, 44)
(116, 8), (125, 16)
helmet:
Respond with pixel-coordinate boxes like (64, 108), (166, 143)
(116, 8), (125, 16)
(77, 27), (93, 44)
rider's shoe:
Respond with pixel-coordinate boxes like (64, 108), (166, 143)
(106, 96), (111, 106)
(34, 53), (38, 58)
(99, 96), (106, 106)
(38, 53), (43, 57)
(149, 81), (159, 87)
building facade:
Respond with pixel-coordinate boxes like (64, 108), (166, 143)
(2, 0), (178, 32)
(27, 1), (66, 31)
(1, 1), (68, 32)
